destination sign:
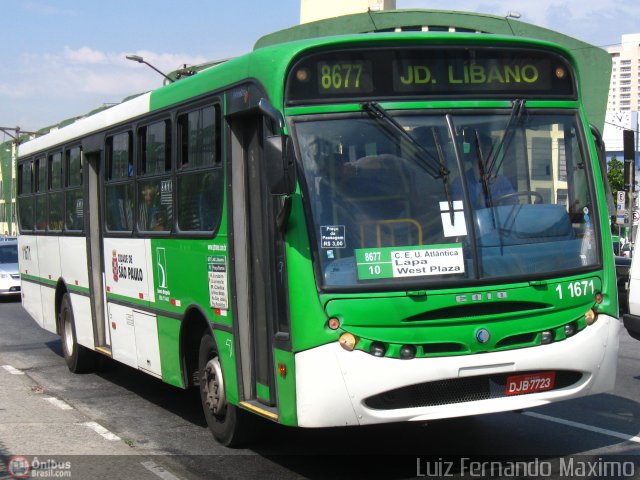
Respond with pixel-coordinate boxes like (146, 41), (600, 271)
(286, 46), (575, 103)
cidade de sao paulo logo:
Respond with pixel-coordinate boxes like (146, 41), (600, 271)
(112, 250), (143, 283)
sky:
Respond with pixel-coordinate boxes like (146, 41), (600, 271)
(1, 0), (639, 136)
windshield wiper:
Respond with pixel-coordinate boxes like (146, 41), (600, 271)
(362, 101), (456, 223)
(484, 99), (525, 180)
(361, 102), (446, 179)
(474, 129), (493, 208)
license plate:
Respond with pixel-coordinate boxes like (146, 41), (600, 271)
(505, 372), (555, 396)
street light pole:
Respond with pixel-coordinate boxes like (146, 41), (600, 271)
(125, 55), (175, 84)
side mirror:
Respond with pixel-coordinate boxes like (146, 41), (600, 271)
(265, 135), (296, 195)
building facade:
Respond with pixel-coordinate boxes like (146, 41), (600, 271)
(607, 33), (640, 112)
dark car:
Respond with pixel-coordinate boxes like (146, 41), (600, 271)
(615, 255), (631, 314)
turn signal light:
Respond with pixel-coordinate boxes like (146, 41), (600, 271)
(339, 333), (357, 351)
(585, 309), (597, 326)
(327, 317), (340, 330)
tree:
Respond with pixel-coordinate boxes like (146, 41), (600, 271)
(608, 156), (624, 196)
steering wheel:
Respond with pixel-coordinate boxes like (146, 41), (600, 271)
(492, 190), (543, 205)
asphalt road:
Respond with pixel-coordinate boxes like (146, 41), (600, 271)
(0, 296), (639, 479)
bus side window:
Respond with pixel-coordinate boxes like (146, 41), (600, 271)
(138, 120), (172, 233)
(17, 161), (35, 232)
(34, 157), (47, 231)
(48, 151), (64, 232)
(65, 146), (84, 232)
(105, 132), (134, 232)
(176, 104), (223, 233)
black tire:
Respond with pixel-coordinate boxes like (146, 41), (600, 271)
(198, 330), (252, 447)
(59, 293), (96, 373)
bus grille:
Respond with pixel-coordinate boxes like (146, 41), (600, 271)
(363, 370), (582, 410)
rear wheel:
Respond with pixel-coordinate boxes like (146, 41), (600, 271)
(59, 293), (96, 373)
(198, 330), (252, 447)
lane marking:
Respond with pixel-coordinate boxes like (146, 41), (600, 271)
(524, 411), (640, 444)
(43, 397), (73, 410)
(141, 461), (183, 480)
(78, 421), (121, 441)
(2, 365), (24, 375)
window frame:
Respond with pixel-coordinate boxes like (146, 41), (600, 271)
(136, 118), (173, 234)
(174, 101), (224, 235)
(64, 144), (84, 234)
(104, 130), (135, 234)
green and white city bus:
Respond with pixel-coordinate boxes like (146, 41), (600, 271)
(16, 26), (619, 446)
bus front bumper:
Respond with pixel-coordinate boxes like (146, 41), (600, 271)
(294, 314), (619, 428)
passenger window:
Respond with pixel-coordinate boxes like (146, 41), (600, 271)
(34, 157), (47, 231)
(176, 104), (222, 232)
(48, 152), (63, 189)
(17, 161), (34, 231)
(106, 133), (134, 232)
(138, 120), (172, 233)
(65, 147), (84, 232)
(140, 120), (171, 174)
(107, 132), (133, 180)
(48, 152), (63, 231)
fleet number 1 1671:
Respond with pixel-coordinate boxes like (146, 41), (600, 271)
(555, 280), (594, 299)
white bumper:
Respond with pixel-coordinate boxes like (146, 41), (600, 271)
(294, 314), (619, 427)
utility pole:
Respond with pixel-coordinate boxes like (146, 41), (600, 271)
(623, 129), (636, 244)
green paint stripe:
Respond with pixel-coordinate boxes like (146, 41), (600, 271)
(66, 284), (90, 295)
(106, 291), (148, 307)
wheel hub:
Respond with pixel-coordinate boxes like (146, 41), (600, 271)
(62, 310), (74, 356)
(202, 357), (226, 417)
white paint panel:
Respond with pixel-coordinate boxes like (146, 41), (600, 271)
(103, 238), (152, 301)
(70, 293), (95, 350)
(37, 236), (61, 333)
(36, 236), (61, 283)
(18, 235), (43, 328)
(18, 235), (39, 276)
(19, 93), (151, 157)
(108, 303), (138, 369)
(295, 315), (619, 428)
(60, 237), (89, 288)
(40, 283), (57, 333)
(133, 311), (161, 377)
(21, 281), (44, 329)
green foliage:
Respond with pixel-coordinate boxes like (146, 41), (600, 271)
(608, 156), (624, 196)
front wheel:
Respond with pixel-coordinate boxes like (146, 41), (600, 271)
(59, 293), (96, 373)
(198, 330), (253, 447)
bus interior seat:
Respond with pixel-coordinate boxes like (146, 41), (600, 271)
(333, 154), (416, 248)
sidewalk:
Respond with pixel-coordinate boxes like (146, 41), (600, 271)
(0, 363), (182, 479)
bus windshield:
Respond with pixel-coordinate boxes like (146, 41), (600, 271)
(294, 110), (599, 288)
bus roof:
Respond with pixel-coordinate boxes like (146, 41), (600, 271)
(19, 28), (592, 158)
(254, 9), (610, 130)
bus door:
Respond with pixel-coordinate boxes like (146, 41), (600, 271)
(229, 113), (287, 412)
(83, 147), (111, 354)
